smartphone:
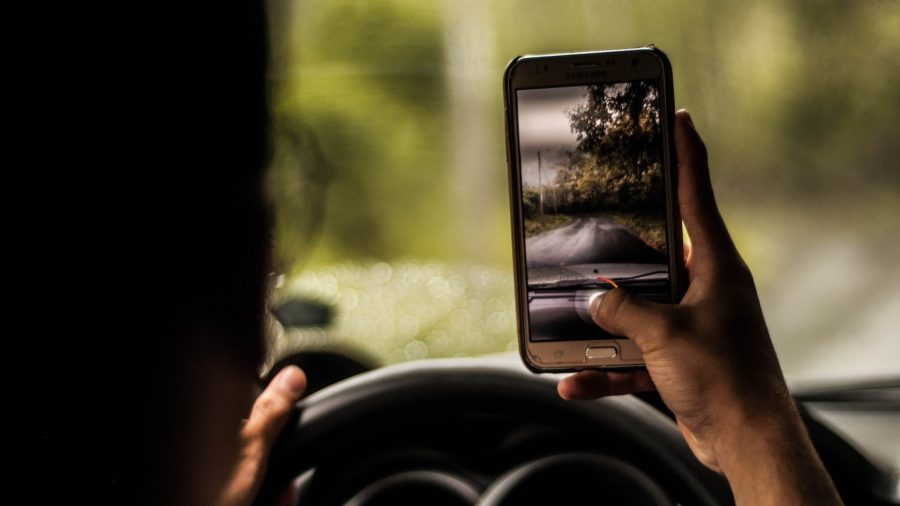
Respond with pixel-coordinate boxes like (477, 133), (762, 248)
(504, 47), (685, 372)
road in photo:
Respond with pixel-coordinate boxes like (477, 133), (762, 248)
(526, 216), (664, 268)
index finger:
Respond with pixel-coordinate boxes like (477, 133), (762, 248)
(558, 369), (655, 400)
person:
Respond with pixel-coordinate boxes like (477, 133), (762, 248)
(216, 110), (843, 506)
(38, 4), (838, 506)
(76, 6), (837, 506)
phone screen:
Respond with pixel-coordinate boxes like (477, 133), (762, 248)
(516, 80), (670, 342)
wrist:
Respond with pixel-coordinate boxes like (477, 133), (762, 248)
(713, 399), (841, 505)
(713, 399), (803, 472)
(713, 384), (800, 453)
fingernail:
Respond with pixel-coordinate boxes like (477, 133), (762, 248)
(589, 291), (605, 325)
(278, 365), (306, 396)
(681, 109), (695, 127)
(557, 382), (572, 400)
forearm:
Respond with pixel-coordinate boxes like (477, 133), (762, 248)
(715, 403), (843, 506)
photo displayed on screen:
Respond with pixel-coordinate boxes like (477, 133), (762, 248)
(517, 81), (669, 342)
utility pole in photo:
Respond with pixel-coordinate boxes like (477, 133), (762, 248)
(537, 150), (544, 220)
(552, 181), (557, 215)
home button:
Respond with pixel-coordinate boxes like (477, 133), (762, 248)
(585, 346), (617, 359)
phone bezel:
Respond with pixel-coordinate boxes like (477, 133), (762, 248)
(503, 47), (685, 373)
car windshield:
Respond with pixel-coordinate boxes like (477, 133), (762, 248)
(264, 0), (899, 385)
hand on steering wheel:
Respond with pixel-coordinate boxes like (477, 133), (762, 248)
(219, 366), (307, 506)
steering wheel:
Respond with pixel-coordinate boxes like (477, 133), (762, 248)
(253, 358), (732, 506)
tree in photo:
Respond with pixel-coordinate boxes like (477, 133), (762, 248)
(555, 82), (664, 217)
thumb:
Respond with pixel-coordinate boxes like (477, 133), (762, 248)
(591, 288), (672, 351)
(243, 365), (307, 448)
(219, 366), (307, 506)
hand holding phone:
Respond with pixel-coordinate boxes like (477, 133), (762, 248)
(504, 47), (684, 371)
(557, 110), (843, 506)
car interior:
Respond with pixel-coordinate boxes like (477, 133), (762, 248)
(246, 1), (900, 505)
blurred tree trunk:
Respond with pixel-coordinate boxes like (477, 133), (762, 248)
(444, 0), (500, 262)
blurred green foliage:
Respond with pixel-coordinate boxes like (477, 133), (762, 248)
(266, 0), (900, 380)
(268, 262), (517, 371)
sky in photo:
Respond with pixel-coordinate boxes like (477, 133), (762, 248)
(516, 86), (586, 188)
